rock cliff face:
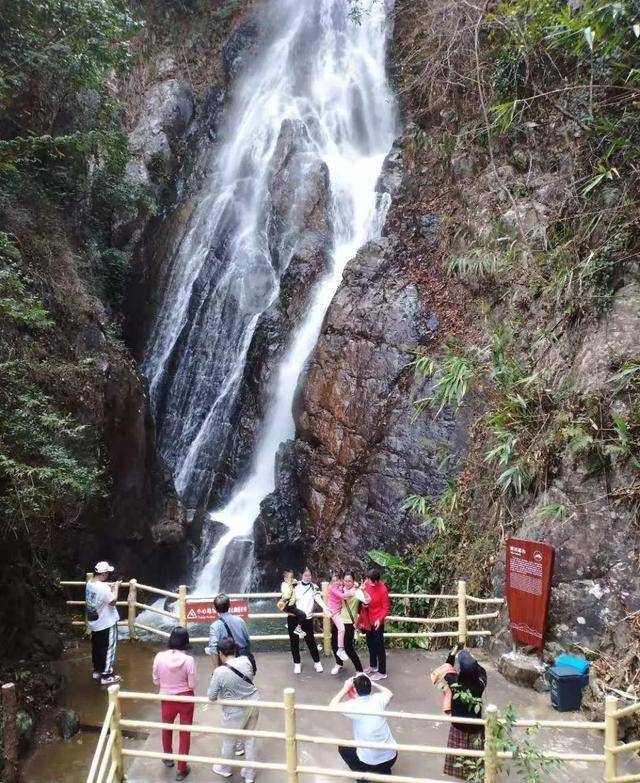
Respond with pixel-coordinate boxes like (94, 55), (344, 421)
(254, 232), (468, 579)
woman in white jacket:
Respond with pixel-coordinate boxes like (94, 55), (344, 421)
(289, 567), (328, 674)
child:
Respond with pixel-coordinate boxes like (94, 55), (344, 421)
(277, 569), (306, 637)
(327, 572), (355, 662)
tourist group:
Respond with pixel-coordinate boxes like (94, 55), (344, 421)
(86, 562), (487, 782)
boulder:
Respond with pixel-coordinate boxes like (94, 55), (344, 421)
(499, 201), (548, 248)
(573, 280), (640, 394)
(497, 651), (546, 689)
(55, 708), (80, 740)
(126, 79), (195, 187)
(376, 139), (404, 197)
(31, 626), (63, 660)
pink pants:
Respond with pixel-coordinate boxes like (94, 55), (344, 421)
(331, 612), (346, 648)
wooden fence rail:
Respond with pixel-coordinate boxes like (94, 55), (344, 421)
(61, 578), (504, 651)
(85, 685), (614, 783)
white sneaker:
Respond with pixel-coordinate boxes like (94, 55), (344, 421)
(92, 672), (101, 680)
(100, 674), (121, 686)
(314, 661), (324, 673)
(212, 765), (232, 778)
(331, 664), (342, 675)
(294, 663), (301, 674)
(294, 625), (306, 637)
(336, 648), (349, 661)
(235, 746), (245, 757)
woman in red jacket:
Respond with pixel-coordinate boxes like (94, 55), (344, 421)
(362, 568), (390, 680)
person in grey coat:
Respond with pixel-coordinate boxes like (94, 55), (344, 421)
(208, 636), (260, 782)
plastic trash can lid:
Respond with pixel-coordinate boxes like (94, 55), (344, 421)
(549, 666), (584, 679)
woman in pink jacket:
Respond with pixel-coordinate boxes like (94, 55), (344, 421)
(152, 627), (197, 781)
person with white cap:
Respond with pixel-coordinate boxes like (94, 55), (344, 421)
(85, 561), (121, 685)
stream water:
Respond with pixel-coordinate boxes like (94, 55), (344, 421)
(144, 0), (397, 595)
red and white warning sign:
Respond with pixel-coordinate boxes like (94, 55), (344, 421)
(185, 598), (249, 623)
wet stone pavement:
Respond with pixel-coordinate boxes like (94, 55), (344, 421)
(21, 638), (640, 783)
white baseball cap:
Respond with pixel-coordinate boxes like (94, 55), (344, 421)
(94, 561), (115, 574)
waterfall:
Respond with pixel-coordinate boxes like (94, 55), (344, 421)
(143, 0), (398, 595)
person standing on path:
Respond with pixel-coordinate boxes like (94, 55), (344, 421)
(441, 646), (487, 780)
(331, 673), (397, 780)
(207, 594), (256, 674)
(85, 561), (121, 686)
(208, 636), (260, 783)
(330, 571), (363, 676)
(362, 568), (390, 680)
(289, 567), (326, 674)
(152, 627), (196, 782)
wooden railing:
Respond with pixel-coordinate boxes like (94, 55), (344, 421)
(60, 577), (504, 652)
(604, 695), (640, 783)
(86, 684), (610, 783)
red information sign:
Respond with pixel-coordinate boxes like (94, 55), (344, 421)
(185, 598), (249, 624)
(506, 538), (554, 650)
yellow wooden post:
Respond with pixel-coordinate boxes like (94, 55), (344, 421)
(484, 703), (500, 783)
(85, 571), (93, 635)
(284, 687), (299, 783)
(127, 579), (137, 641)
(178, 585), (187, 628)
(108, 684), (124, 781)
(604, 695), (619, 783)
(457, 579), (468, 645)
(321, 581), (331, 657)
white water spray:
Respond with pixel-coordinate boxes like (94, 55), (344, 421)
(144, 0), (398, 594)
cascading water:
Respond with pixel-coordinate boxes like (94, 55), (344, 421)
(144, 0), (398, 595)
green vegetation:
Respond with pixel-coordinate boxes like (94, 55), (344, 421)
(387, 0), (640, 616)
(0, 234), (103, 548)
(458, 706), (561, 783)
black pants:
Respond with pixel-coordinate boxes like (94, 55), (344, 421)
(332, 623), (362, 672)
(284, 605), (307, 624)
(91, 624), (118, 676)
(366, 624), (386, 675)
(287, 616), (319, 663)
(339, 746), (397, 780)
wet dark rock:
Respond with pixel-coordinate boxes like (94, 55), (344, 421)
(222, 19), (260, 82)
(255, 237), (467, 577)
(63, 357), (187, 588)
(31, 626), (63, 660)
(253, 441), (307, 583)
(207, 119), (334, 507)
(376, 139), (404, 197)
(219, 538), (254, 592)
(55, 708), (80, 740)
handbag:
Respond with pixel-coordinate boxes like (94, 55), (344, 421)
(356, 603), (372, 633)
